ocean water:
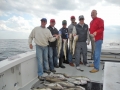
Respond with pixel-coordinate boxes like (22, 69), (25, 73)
(0, 39), (35, 61)
(0, 39), (120, 61)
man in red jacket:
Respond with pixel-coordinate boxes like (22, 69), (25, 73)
(89, 10), (104, 73)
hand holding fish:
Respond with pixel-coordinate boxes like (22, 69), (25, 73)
(73, 34), (76, 36)
(93, 31), (97, 36)
(54, 35), (59, 39)
(63, 39), (66, 41)
(90, 34), (95, 41)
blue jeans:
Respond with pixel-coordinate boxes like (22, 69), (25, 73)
(68, 47), (73, 63)
(48, 47), (58, 70)
(36, 45), (49, 76)
(93, 40), (103, 70)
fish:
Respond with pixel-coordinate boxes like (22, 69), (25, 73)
(69, 34), (73, 53)
(44, 83), (63, 90)
(69, 80), (82, 85)
(57, 35), (62, 58)
(63, 39), (67, 60)
(89, 34), (95, 41)
(63, 86), (85, 90)
(70, 76), (90, 82)
(89, 34), (95, 59)
(72, 35), (78, 55)
(69, 80), (87, 85)
(64, 87), (85, 90)
(53, 73), (69, 78)
(45, 76), (67, 83)
(51, 74), (65, 79)
(33, 88), (52, 90)
(57, 82), (75, 88)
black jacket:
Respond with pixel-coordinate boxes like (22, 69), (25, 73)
(47, 25), (58, 47)
(75, 23), (88, 42)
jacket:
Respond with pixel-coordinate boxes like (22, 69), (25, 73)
(47, 25), (58, 47)
(89, 17), (104, 41)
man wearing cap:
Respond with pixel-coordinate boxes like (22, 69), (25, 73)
(89, 10), (104, 73)
(28, 18), (58, 78)
(59, 20), (68, 68)
(67, 16), (76, 67)
(73, 15), (90, 70)
(47, 19), (59, 72)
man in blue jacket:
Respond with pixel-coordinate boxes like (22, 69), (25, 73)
(59, 20), (68, 68)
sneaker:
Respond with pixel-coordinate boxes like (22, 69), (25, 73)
(90, 68), (99, 73)
(69, 63), (74, 67)
(50, 69), (56, 72)
(60, 65), (65, 68)
(76, 66), (81, 70)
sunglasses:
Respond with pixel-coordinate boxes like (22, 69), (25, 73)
(80, 18), (84, 20)
(41, 21), (47, 23)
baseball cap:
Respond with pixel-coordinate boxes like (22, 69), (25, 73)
(41, 18), (47, 22)
(62, 20), (67, 25)
(50, 19), (55, 23)
(79, 15), (84, 19)
(71, 16), (75, 19)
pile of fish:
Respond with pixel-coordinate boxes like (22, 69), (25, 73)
(57, 34), (78, 59)
(31, 73), (90, 90)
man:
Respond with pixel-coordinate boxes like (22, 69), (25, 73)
(73, 15), (90, 70)
(68, 16), (76, 67)
(47, 19), (59, 72)
(89, 10), (104, 73)
(28, 18), (58, 78)
(59, 20), (68, 68)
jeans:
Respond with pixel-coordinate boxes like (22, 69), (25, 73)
(48, 47), (58, 70)
(68, 47), (73, 63)
(93, 40), (103, 70)
(36, 45), (49, 76)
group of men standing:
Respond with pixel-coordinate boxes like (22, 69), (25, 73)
(28, 10), (104, 78)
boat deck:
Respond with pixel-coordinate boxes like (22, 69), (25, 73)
(19, 60), (104, 90)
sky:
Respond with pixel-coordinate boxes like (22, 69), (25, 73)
(0, 0), (120, 43)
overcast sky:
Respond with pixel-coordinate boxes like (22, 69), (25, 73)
(0, 0), (120, 43)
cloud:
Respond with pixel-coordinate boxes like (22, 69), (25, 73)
(0, 0), (102, 17)
(0, 0), (120, 40)
(105, 0), (120, 5)
(0, 16), (36, 32)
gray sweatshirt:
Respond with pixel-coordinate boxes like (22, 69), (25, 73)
(28, 26), (56, 46)
(68, 23), (75, 34)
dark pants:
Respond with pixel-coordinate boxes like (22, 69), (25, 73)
(75, 42), (87, 67)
